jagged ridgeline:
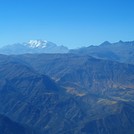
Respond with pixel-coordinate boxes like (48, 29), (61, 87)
(70, 40), (134, 65)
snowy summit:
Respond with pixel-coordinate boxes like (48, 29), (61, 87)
(0, 39), (69, 54)
(28, 40), (48, 48)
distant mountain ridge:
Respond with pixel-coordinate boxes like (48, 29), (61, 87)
(0, 39), (69, 54)
(1, 39), (134, 64)
(70, 40), (134, 64)
(0, 40), (134, 64)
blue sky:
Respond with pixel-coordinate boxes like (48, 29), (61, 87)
(0, 0), (134, 48)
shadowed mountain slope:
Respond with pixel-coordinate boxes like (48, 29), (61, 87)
(0, 114), (37, 134)
(0, 54), (134, 134)
(18, 54), (134, 95)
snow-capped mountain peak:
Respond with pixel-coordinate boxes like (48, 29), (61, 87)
(0, 39), (69, 54)
(27, 40), (48, 48)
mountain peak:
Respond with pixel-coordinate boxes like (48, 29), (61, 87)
(100, 41), (111, 46)
(0, 39), (69, 54)
(27, 40), (48, 48)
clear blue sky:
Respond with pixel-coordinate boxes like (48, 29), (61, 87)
(0, 0), (134, 48)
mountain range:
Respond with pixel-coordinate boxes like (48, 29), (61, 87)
(1, 39), (134, 65)
(70, 40), (134, 64)
(0, 40), (134, 133)
(0, 53), (134, 134)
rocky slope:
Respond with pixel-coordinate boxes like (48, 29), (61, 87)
(18, 54), (134, 95)
(0, 54), (134, 134)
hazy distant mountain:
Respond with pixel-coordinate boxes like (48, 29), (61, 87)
(0, 40), (69, 54)
(70, 40), (134, 64)
(1, 54), (134, 134)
